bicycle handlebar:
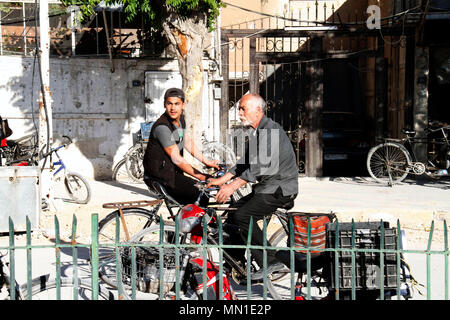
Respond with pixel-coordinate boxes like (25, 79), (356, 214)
(427, 125), (450, 133)
(193, 163), (229, 205)
(40, 135), (73, 158)
(62, 135), (73, 144)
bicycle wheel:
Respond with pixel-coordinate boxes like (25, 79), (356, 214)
(118, 224), (193, 300)
(268, 226), (293, 281)
(367, 142), (412, 184)
(266, 227), (330, 300)
(64, 172), (91, 204)
(112, 158), (136, 184)
(21, 275), (114, 300)
(266, 226), (299, 300)
(96, 207), (161, 288)
(125, 144), (145, 183)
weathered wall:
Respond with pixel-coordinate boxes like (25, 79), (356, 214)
(0, 56), (191, 180)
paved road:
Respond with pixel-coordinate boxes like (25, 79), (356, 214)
(1, 175), (449, 300)
(294, 176), (450, 225)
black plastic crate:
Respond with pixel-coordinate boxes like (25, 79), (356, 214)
(326, 221), (398, 291)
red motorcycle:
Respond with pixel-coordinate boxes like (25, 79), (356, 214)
(104, 165), (297, 300)
(116, 179), (238, 300)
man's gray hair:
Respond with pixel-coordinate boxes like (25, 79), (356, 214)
(253, 94), (266, 113)
(239, 93), (267, 113)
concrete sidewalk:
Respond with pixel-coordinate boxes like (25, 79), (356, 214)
(5, 175), (449, 247)
(292, 176), (450, 229)
(57, 175), (450, 235)
(2, 175), (449, 300)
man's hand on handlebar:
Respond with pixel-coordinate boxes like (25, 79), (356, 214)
(194, 172), (211, 181)
(206, 174), (230, 188)
(206, 172), (241, 204)
(214, 183), (236, 204)
(203, 158), (220, 170)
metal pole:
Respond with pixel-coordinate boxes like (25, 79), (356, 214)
(70, 6), (76, 55)
(0, 9), (3, 55)
(23, 1), (27, 54)
(102, 9), (115, 72)
(39, 0), (53, 207)
(91, 214), (99, 300)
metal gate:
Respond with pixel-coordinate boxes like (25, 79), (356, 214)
(220, 23), (415, 176)
(259, 60), (306, 173)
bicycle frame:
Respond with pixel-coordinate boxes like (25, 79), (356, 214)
(51, 146), (68, 177)
(385, 126), (449, 172)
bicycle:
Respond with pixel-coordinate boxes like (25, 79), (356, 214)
(0, 250), (113, 300)
(96, 151), (247, 290)
(1, 134), (91, 205)
(0, 133), (38, 166)
(106, 176), (285, 300)
(110, 122), (153, 184)
(94, 165), (294, 296)
(123, 122), (153, 183)
(366, 122), (450, 185)
(40, 135), (92, 204)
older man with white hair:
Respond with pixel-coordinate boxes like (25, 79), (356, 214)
(207, 93), (298, 280)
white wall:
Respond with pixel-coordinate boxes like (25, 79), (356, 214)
(0, 55), (219, 180)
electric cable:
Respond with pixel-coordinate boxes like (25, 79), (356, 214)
(0, 9), (67, 26)
(30, 47), (39, 158)
(33, 0), (51, 172)
(221, 1), (423, 28)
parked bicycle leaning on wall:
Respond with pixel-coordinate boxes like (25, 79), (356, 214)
(367, 121), (450, 185)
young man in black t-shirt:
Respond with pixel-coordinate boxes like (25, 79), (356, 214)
(143, 88), (219, 206)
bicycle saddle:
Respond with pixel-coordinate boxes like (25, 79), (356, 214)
(401, 128), (416, 136)
(281, 199), (295, 210)
(149, 180), (183, 208)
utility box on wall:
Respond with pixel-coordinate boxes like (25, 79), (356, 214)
(0, 166), (40, 232)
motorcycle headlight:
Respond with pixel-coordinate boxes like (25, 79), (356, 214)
(179, 216), (202, 233)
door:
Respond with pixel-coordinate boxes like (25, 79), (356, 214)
(144, 71), (182, 122)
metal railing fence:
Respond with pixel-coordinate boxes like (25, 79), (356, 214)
(1, 213), (448, 300)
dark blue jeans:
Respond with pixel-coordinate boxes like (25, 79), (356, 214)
(144, 172), (209, 207)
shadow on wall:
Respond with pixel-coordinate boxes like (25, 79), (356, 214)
(1, 55), (179, 180)
(49, 59), (134, 180)
(0, 56), (127, 180)
(0, 57), (42, 152)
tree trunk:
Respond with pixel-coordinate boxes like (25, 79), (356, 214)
(162, 11), (207, 159)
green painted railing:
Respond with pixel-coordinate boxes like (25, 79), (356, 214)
(1, 213), (448, 300)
